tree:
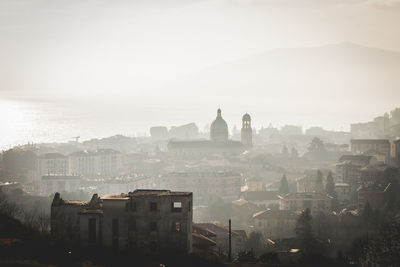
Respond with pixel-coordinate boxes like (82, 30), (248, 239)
(314, 170), (324, 193)
(325, 171), (336, 197)
(308, 137), (325, 154)
(295, 209), (320, 256)
(0, 189), (21, 218)
(2, 148), (37, 181)
(279, 174), (289, 195)
(246, 232), (264, 256)
(325, 171), (339, 210)
(208, 198), (233, 223)
(282, 145), (289, 158)
(259, 251), (280, 264)
(237, 250), (257, 262)
(362, 203), (374, 229)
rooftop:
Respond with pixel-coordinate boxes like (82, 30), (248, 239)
(253, 209), (300, 219)
(195, 223), (241, 236)
(335, 183), (350, 187)
(279, 192), (332, 200)
(168, 140), (244, 149)
(162, 171), (241, 177)
(338, 155), (373, 165)
(192, 232), (217, 247)
(39, 152), (66, 159)
(69, 149), (120, 157)
(102, 189), (192, 200)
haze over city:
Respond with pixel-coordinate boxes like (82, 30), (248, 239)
(1, 0), (400, 148)
(1, 1), (400, 266)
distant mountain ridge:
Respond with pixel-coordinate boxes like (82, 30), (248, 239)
(162, 42), (400, 103)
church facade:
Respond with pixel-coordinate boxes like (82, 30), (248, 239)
(167, 109), (252, 158)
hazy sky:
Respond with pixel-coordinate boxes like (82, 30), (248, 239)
(0, 0), (400, 145)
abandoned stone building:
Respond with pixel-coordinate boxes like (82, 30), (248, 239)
(51, 189), (193, 253)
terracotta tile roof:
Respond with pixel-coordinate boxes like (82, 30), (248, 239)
(192, 233), (217, 247)
(253, 209), (299, 219)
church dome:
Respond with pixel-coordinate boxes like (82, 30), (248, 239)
(242, 113), (251, 121)
(210, 108), (228, 142)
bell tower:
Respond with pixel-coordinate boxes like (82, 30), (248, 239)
(241, 113), (252, 148)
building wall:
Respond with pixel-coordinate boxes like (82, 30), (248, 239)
(51, 203), (87, 240)
(350, 140), (391, 162)
(254, 215), (297, 240)
(280, 194), (332, 215)
(157, 172), (243, 204)
(358, 190), (386, 210)
(167, 146), (244, 158)
(335, 184), (351, 204)
(394, 139), (400, 167)
(69, 150), (122, 177)
(37, 157), (69, 177)
(101, 193), (192, 253)
(79, 213), (102, 247)
(42, 177), (81, 196)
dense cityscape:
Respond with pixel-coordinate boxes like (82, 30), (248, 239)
(1, 107), (400, 266)
(2, 0), (400, 266)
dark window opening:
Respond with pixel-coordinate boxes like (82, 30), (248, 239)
(150, 221), (157, 231)
(112, 218), (119, 249)
(175, 222), (181, 232)
(128, 218), (136, 232)
(150, 241), (157, 252)
(88, 218), (96, 243)
(132, 201), (136, 212)
(150, 202), (157, 211)
(303, 200), (312, 210)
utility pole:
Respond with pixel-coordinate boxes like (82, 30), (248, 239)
(229, 218), (232, 262)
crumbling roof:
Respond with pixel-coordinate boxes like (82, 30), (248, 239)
(103, 190), (192, 199)
(130, 189), (192, 196)
(102, 194), (130, 200)
(63, 201), (88, 206)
